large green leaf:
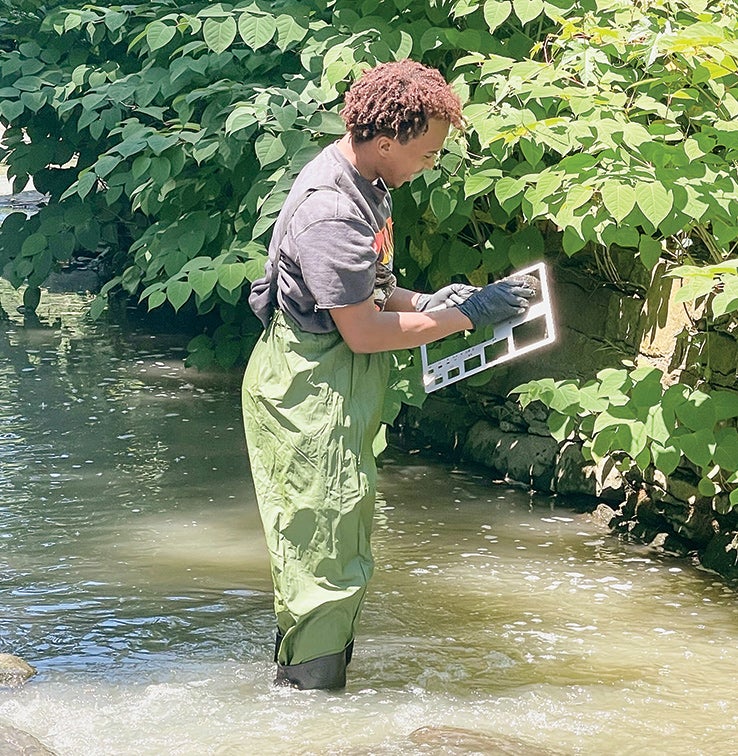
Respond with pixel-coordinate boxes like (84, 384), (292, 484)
(465, 169), (501, 198)
(166, 280), (192, 312)
(254, 133), (286, 167)
(652, 442), (680, 476)
(577, 383), (610, 413)
(203, 17), (237, 54)
(238, 13), (277, 50)
(512, 0), (543, 24)
(75, 171), (97, 199)
(714, 428), (738, 472)
(494, 176), (525, 207)
(189, 269), (218, 299)
(146, 20), (176, 51)
(675, 390), (715, 431)
(638, 235), (662, 269)
(547, 381), (581, 414)
(217, 262), (249, 291)
(630, 367), (663, 409)
(548, 410), (575, 442)
(564, 184), (594, 212)
(430, 188), (455, 222)
(712, 390), (738, 421)
(274, 13), (308, 51)
(483, 0), (512, 32)
(225, 105), (257, 135)
(592, 406), (635, 434)
(677, 429), (716, 469)
(0, 99), (24, 122)
(620, 420), (648, 458)
(634, 181), (672, 228)
(533, 171), (563, 200)
(601, 180), (636, 223)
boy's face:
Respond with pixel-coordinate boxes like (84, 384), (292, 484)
(377, 118), (450, 188)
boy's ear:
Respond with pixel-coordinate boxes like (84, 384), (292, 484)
(375, 134), (394, 155)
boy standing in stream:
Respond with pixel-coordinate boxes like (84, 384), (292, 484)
(242, 59), (535, 690)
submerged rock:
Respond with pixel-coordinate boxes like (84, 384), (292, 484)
(0, 654), (36, 688)
(0, 723), (57, 756)
(702, 532), (738, 580)
(409, 725), (567, 755)
(590, 502), (616, 527)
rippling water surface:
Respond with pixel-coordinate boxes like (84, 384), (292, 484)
(2, 282), (738, 756)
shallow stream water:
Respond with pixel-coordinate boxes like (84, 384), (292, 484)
(2, 281), (738, 756)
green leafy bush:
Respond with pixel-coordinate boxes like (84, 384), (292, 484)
(0, 0), (736, 473)
(3, 0), (737, 343)
(512, 365), (738, 508)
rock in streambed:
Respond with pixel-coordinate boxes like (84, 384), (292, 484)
(0, 654), (36, 688)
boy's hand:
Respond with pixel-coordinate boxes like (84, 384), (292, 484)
(455, 279), (536, 329)
(415, 283), (479, 311)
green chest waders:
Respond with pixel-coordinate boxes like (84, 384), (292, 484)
(242, 310), (390, 689)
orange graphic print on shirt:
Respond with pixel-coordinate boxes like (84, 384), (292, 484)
(372, 217), (396, 311)
(372, 217), (394, 267)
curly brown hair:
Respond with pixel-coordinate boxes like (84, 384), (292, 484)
(340, 59), (463, 144)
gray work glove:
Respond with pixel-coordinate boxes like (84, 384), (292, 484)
(415, 283), (480, 311)
(456, 277), (536, 329)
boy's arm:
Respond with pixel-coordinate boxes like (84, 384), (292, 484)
(385, 283), (481, 313)
(383, 286), (424, 312)
(332, 278), (535, 353)
(330, 297), (473, 354)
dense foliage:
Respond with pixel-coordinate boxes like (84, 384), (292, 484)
(513, 367), (738, 507)
(0, 0), (736, 501)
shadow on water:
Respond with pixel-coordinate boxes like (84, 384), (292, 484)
(2, 281), (738, 755)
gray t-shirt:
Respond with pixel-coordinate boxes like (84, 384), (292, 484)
(248, 143), (395, 333)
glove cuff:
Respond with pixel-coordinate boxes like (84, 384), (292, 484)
(455, 298), (478, 329)
(414, 293), (432, 312)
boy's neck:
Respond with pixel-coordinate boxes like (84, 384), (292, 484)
(337, 134), (380, 183)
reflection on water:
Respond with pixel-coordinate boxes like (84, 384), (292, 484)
(2, 281), (738, 756)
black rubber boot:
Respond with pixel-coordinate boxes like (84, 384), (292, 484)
(273, 643), (353, 691)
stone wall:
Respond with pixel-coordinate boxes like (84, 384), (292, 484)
(398, 255), (738, 580)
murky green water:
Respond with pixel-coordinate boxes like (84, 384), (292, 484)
(2, 281), (738, 756)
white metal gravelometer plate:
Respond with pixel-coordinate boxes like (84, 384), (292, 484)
(420, 262), (556, 393)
